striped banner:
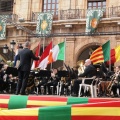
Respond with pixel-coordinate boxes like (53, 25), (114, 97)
(0, 101), (120, 120)
(72, 101), (120, 120)
(0, 95), (120, 110)
(0, 95), (10, 110)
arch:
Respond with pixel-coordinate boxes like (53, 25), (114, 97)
(74, 41), (101, 64)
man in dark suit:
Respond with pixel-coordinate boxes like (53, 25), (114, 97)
(72, 59), (97, 96)
(16, 41), (40, 95)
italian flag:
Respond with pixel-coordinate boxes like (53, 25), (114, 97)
(48, 42), (65, 64)
(90, 40), (110, 64)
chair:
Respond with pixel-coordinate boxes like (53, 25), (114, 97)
(58, 81), (63, 95)
(50, 86), (54, 95)
(78, 77), (97, 98)
(40, 86), (44, 95)
(56, 82), (60, 95)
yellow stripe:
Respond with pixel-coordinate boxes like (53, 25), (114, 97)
(72, 107), (120, 116)
(92, 47), (102, 53)
(91, 56), (104, 61)
(27, 100), (67, 106)
(0, 99), (9, 104)
(0, 108), (8, 110)
(0, 108), (39, 116)
(91, 51), (103, 58)
(93, 60), (104, 64)
(115, 45), (120, 62)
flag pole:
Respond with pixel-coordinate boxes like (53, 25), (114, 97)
(38, 39), (41, 56)
(43, 37), (45, 52)
(64, 37), (66, 67)
(109, 45), (111, 72)
(50, 37), (53, 69)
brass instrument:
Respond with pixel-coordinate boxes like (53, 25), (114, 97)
(107, 71), (120, 93)
(77, 60), (85, 76)
(61, 77), (66, 83)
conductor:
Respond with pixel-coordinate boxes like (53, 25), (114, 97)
(15, 41), (40, 95)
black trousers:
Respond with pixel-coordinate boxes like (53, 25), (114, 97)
(46, 81), (58, 94)
(111, 83), (120, 95)
(73, 79), (83, 95)
(16, 71), (30, 95)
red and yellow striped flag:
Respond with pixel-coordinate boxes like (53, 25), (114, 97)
(90, 41), (110, 64)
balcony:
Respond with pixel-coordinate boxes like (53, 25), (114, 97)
(60, 6), (120, 20)
(32, 6), (120, 21)
(0, 12), (18, 22)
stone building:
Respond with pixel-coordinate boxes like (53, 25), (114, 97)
(0, 0), (120, 69)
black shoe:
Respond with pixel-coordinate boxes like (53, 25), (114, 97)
(21, 93), (28, 95)
(80, 94), (84, 97)
(15, 92), (19, 95)
(114, 94), (118, 97)
(71, 93), (78, 97)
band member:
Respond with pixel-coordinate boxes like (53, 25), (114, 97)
(60, 76), (71, 95)
(72, 59), (97, 97)
(111, 66), (120, 97)
(16, 41), (40, 95)
(14, 44), (23, 67)
(0, 64), (5, 93)
(46, 68), (59, 95)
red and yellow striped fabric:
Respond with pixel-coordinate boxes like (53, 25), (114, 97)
(0, 101), (120, 120)
(90, 46), (104, 64)
(0, 94), (120, 110)
(72, 101), (120, 120)
(90, 40), (110, 64)
(0, 95), (10, 110)
(107, 45), (120, 64)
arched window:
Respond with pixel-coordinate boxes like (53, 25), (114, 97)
(87, 0), (106, 9)
(43, 0), (58, 19)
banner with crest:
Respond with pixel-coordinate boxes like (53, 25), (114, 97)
(0, 15), (8, 40)
(36, 12), (54, 35)
(86, 9), (104, 33)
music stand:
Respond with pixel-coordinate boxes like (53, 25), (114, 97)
(38, 70), (51, 77)
(0, 64), (3, 70)
(57, 71), (69, 77)
(6, 67), (18, 76)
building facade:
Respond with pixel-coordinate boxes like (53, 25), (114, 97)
(0, 0), (120, 68)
